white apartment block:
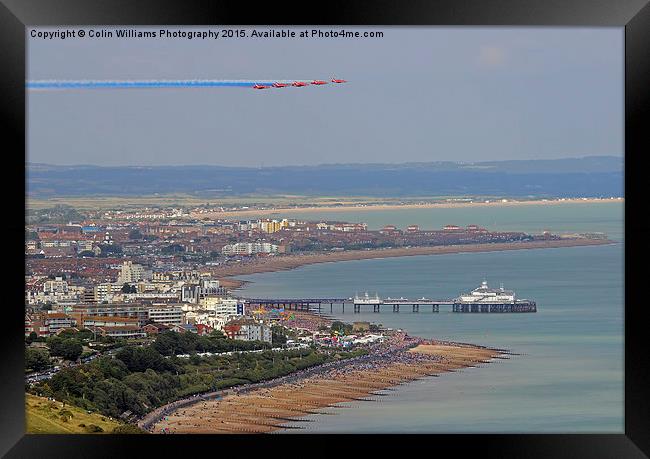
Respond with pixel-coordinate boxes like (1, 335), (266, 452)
(227, 322), (272, 343)
(199, 297), (243, 316)
(95, 283), (123, 302)
(122, 292), (180, 303)
(43, 277), (68, 294)
(221, 242), (279, 256)
(117, 261), (149, 284)
(243, 323), (272, 343)
(147, 307), (184, 326)
(180, 278), (222, 304)
(26, 291), (80, 305)
(185, 311), (230, 331)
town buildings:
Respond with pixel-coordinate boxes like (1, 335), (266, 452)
(117, 261), (149, 284)
(25, 213), (547, 343)
(221, 242), (280, 256)
(223, 319), (272, 343)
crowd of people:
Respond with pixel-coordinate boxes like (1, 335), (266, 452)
(281, 310), (332, 332)
(140, 326), (449, 433)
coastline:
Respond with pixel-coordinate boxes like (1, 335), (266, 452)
(213, 238), (614, 289)
(149, 339), (507, 434)
(191, 197), (623, 219)
(145, 230), (614, 434)
(27, 196), (623, 213)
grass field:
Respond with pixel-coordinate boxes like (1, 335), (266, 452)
(25, 394), (123, 434)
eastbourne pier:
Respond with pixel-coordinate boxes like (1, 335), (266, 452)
(241, 296), (535, 314)
(240, 281), (537, 314)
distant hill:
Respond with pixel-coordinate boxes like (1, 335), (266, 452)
(27, 156), (623, 198)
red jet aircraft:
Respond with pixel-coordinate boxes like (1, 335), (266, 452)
(253, 84), (268, 89)
(311, 80), (328, 85)
(291, 81), (309, 87)
(272, 82), (289, 88)
(331, 78), (347, 83)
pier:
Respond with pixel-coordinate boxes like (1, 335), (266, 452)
(452, 302), (537, 313)
(356, 298), (454, 313)
(241, 298), (347, 314)
(240, 297), (536, 313)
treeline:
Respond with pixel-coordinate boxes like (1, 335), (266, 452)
(29, 331), (363, 419)
(26, 329), (113, 370)
(152, 330), (271, 355)
(25, 329), (97, 372)
(25, 348), (51, 372)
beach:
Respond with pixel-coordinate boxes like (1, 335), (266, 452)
(150, 339), (505, 434)
(210, 238), (612, 289)
(189, 198), (623, 219)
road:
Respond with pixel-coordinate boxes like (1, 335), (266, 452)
(25, 348), (119, 384)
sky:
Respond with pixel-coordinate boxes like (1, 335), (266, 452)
(27, 27), (623, 167)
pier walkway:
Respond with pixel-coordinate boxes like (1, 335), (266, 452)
(240, 297), (535, 313)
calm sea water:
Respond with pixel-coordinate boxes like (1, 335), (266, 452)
(254, 201), (623, 236)
(238, 202), (624, 433)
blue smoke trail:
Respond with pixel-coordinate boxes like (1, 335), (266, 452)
(26, 79), (301, 89)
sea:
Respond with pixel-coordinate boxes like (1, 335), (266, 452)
(237, 202), (624, 433)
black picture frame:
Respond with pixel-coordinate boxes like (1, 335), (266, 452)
(1, 0), (647, 457)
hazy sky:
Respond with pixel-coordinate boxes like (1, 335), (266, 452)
(27, 27), (623, 167)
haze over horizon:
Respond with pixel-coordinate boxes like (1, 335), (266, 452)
(28, 154), (621, 169)
(28, 27), (623, 167)
(27, 156), (623, 198)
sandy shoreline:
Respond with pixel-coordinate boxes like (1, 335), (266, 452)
(191, 198), (622, 219)
(151, 342), (504, 434)
(212, 238), (613, 289)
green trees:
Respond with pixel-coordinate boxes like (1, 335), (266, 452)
(42, 356), (182, 418)
(29, 331), (363, 420)
(123, 369), (180, 408)
(271, 325), (287, 345)
(152, 331), (178, 356)
(49, 367), (92, 398)
(65, 344), (83, 361)
(44, 329), (95, 363)
(92, 378), (143, 417)
(25, 332), (39, 344)
(153, 330), (270, 357)
(92, 356), (129, 380)
(47, 336), (83, 361)
(25, 348), (51, 372)
(73, 329), (95, 341)
(115, 346), (173, 373)
(210, 329), (226, 339)
(59, 409), (74, 422)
